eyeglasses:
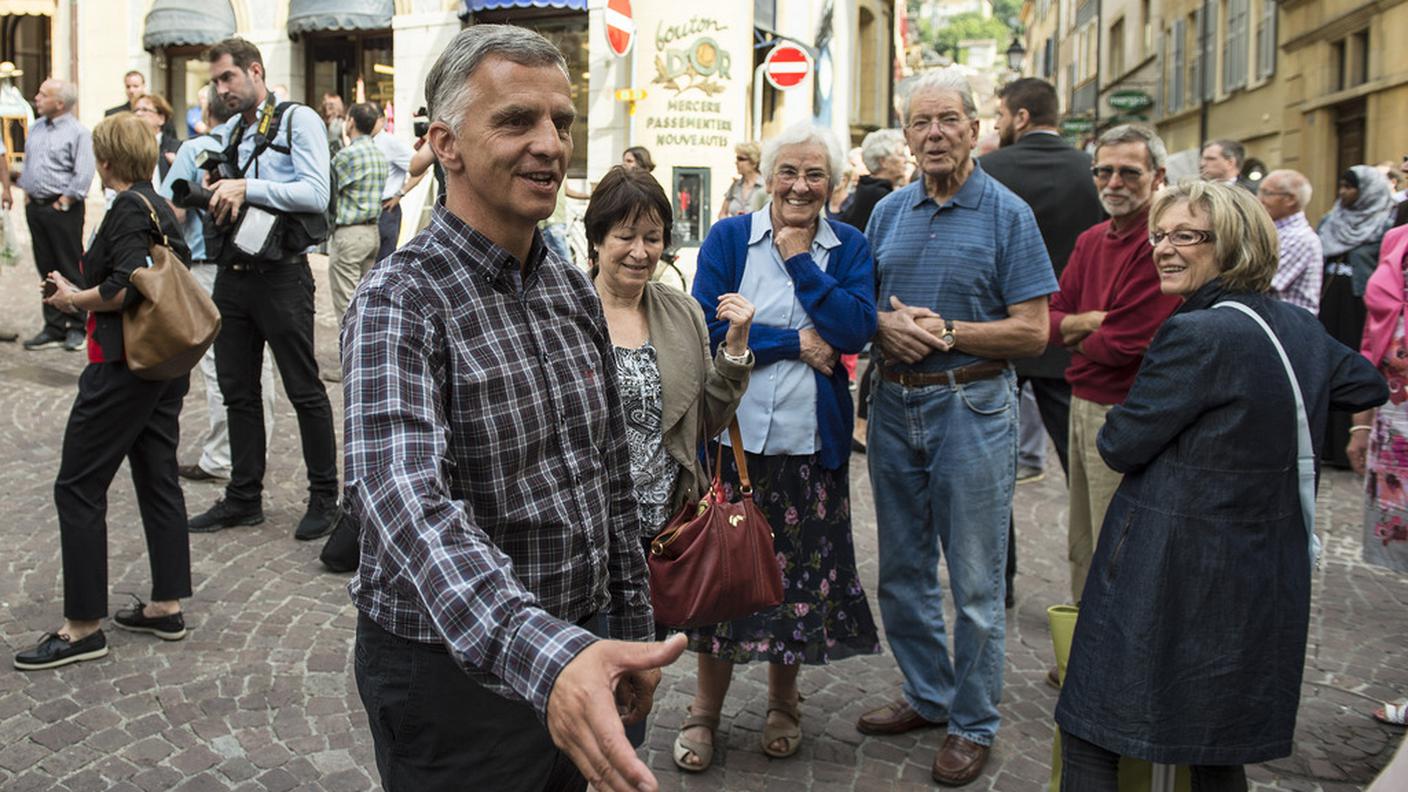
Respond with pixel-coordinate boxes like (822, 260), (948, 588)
(133, 106), (155, 115)
(1149, 228), (1216, 247)
(1258, 189), (1294, 199)
(906, 114), (968, 134)
(1091, 165), (1146, 182)
(773, 167), (829, 187)
(736, 155), (752, 162)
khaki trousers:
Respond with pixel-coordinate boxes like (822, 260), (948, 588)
(329, 223), (380, 320)
(1067, 395), (1123, 603)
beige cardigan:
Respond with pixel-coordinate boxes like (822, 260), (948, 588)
(637, 281), (752, 515)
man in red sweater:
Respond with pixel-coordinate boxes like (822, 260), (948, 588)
(1049, 124), (1181, 612)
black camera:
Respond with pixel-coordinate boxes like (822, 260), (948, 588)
(412, 106), (429, 139)
(170, 149), (241, 212)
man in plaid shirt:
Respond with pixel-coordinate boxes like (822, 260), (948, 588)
(343, 26), (683, 792)
(1259, 169), (1324, 315)
(328, 101), (388, 322)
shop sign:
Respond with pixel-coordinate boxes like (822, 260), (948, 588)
(763, 43), (811, 90)
(1060, 117), (1094, 135)
(605, 0), (635, 58)
(652, 17), (732, 96)
(1108, 89), (1154, 111)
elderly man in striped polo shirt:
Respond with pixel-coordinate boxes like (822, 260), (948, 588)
(856, 69), (1057, 787)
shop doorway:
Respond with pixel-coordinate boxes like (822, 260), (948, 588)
(1334, 97), (1366, 179)
(304, 31), (394, 112)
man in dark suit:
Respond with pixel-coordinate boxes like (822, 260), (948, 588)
(106, 70), (177, 138)
(1200, 138), (1258, 193)
(979, 78), (1104, 609)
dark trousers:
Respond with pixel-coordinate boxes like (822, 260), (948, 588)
(377, 203), (402, 264)
(212, 259), (337, 504)
(1007, 374), (1073, 594)
(354, 613), (588, 792)
(26, 199), (87, 334)
(58, 363), (191, 620)
(1060, 730), (1247, 792)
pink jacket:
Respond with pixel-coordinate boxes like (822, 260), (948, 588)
(1362, 225), (1408, 367)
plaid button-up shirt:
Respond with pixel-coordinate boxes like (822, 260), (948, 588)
(343, 203), (652, 718)
(1271, 211), (1324, 315)
(330, 134), (387, 226)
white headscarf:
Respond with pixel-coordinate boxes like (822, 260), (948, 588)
(1319, 164), (1392, 257)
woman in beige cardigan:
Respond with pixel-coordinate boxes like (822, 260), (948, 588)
(585, 166), (755, 542)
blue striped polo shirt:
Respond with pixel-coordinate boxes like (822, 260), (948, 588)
(864, 162), (1057, 372)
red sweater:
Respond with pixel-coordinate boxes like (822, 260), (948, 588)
(1048, 208), (1181, 405)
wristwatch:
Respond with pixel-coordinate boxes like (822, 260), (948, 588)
(941, 319), (956, 349)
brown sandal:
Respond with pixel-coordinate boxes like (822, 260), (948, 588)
(762, 695), (802, 758)
(673, 707), (721, 772)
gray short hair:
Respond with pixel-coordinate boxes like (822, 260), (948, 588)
(761, 122), (847, 192)
(1264, 169), (1312, 208)
(425, 25), (569, 133)
(1094, 123), (1168, 171)
(901, 69), (977, 122)
(860, 129), (906, 173)
(48, 79), (78, 110)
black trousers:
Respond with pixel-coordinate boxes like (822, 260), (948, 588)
(377, 203), (402, 264)
(212, 259), (337, 504)
(1006, 374), (1073, 593)
(1060, 730), (1247, 792)
(58, 363), (191, 620)
(354, 613), (588, 792)
(25, 199), (87, 334)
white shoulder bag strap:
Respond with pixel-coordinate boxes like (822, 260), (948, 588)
(1213, 301), (1322, 570)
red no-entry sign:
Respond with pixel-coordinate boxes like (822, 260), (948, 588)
(764, 43), (811, 90)
(605, 0), (635, 58)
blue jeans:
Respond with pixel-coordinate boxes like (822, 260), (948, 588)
(867, 370), (1017, 746)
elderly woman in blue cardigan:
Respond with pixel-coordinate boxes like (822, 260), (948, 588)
(674, 122), (880, 773)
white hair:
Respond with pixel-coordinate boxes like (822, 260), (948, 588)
(425, 25), (569, 133)
(860, 129), (906, 173)
(901, 68), (977, 122)
(760, 122), (847, 192)
(1264, 169), (1312, 208)
(1094, 123), (1168, 171)
(48, 78), (78, 110)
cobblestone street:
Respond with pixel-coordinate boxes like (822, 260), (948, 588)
(0, 237), (1404, 791)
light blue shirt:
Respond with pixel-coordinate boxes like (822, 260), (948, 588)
(158, 132), (225, 261)
(212, 99), (330, 214)
(16, 112), (94, 200)
(726, 207), (840, 456)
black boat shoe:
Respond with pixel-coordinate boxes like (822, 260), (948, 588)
(114, 598), (187, 641)
(14, 630), (109, 671)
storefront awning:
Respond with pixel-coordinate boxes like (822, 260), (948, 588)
(287, 0), (394, 38)
(143, 0), (236, 50)
(1, 0), (55, 15)
(460, 0), (588, 17)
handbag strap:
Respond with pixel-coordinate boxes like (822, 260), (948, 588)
(726, 418), (753, 495)
(1212, 301), (1321, 570)
(127, 190), (171, 249)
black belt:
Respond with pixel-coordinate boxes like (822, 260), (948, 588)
(880, 360), (1010, 387)
(225, 254), (307, 272)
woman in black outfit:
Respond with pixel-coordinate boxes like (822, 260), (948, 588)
(14, 113), (194, 671)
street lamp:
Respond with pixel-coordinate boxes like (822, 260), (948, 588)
(1006, 37), (1027, 73)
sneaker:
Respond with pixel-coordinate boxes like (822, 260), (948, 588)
(63, 328), (86, 352)
(113, 597), (187, 641)
(178, 464), (226, 482)
(1016, 465), (1045, 484)
(188, 497), (264, 533)
(14, 630), (109, 671)
(295, 494), (339, 541)
(22, 328), (64, 351)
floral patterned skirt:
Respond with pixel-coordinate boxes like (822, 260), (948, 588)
(683, 449), (882, 665)
(1365, 389), (1408, 574)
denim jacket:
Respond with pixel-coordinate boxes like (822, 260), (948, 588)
(1054, 279), (1388, 765)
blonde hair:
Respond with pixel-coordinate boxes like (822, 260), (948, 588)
(92, 113), (158, 185)
(735, 140), (760, 166)
(1149, 181), (1277, 293)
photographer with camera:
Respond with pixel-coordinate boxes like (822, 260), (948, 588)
(159, 84), (278, 484)
(186, 38), (340, 542)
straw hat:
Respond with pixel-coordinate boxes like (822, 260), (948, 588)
(0, 62), (23, 79)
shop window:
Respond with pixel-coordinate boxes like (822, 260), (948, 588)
(672, 167), (711, 248)
(305, 31), (394, 114)
(153, 46), (213, 137)
(1, 12), (49, 101)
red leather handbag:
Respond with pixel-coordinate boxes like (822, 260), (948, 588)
(647, 419), (784, 629)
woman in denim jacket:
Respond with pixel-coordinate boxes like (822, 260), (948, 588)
(1054, 182), (1388, 790)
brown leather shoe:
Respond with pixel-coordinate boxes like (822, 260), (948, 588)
(856, 698), (945, 735)
(1046, 666), (1062, 689)
(932, 734), (990, 786)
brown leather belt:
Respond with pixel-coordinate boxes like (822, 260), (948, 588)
(879, 360), (1009, 387)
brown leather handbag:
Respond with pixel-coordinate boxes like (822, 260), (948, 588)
(122, 192), (221, 381)
(647, 419), (784, 629)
